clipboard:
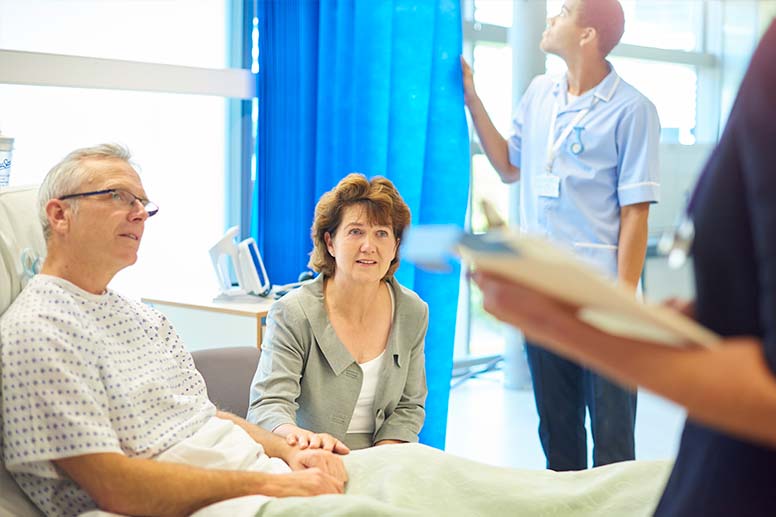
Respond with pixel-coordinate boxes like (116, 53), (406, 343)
(402, 225), (721, 348)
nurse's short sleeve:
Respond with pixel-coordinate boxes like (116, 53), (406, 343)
(1, 306), (121, 479)
(616, 97), (661, 206)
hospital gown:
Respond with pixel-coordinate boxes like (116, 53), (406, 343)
(0, 274), (216, 517)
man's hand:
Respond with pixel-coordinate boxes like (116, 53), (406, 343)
(267, 468), (345, 497)
(286, 448), (348, 486)
(461, 56), (478, 107)
(275, 424), (350, 454)
(54, 451), (344, 515)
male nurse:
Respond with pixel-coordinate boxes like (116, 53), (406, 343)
(462, 0), (660, 471)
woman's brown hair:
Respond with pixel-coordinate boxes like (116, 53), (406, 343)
(308, 173), (411, 280)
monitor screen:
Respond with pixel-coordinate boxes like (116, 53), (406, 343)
(238, 238), (270, 296)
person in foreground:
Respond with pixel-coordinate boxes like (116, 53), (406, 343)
(0, 144), (346, 517)
(475, 21), (776, 516)
(248, 173), (428, 451)
(462, 0), (659, 471)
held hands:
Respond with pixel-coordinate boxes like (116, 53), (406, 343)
(276, 424), (350, 455)
(273, 425), (348, 493)
(272, 467), (346, 496)
(287, 447), (348, 488)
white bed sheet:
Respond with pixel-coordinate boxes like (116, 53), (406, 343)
(81, 443), (672, 517)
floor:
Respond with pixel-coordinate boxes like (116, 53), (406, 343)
(445, 370), (686, 470)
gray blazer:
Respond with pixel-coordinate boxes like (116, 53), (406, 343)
(247, 274), (428, 448)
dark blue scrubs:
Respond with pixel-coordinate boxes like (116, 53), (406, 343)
(654, 21), (776, 516)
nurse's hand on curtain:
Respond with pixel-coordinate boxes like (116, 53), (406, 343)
(460, 56), (478, 107)
(459, 56), (521, 182)
(275, 423), (350, 455)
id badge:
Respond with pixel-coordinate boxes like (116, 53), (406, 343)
(536, 174), (560, 198)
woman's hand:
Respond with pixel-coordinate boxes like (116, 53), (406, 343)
(275, 424), (350, 455)
(375, 439), (405, 446)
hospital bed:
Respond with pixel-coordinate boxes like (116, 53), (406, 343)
(0, 185), (672, 517)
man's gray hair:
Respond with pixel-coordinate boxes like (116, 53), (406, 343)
(39, 143), (133, 240)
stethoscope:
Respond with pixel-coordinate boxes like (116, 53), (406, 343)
(545, 76), (621, 171)
(657, 172), (707, 269)
(570, 127), (585, 155)
(546, 98), (595, 172)
(657, 213), (694, 269)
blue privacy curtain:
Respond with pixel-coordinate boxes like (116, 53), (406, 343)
(253, 0), (469, 449)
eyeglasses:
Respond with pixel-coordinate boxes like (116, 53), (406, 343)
(58, 188), (159, 217)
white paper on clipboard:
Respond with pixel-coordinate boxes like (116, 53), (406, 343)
(403, 226), (720, 348)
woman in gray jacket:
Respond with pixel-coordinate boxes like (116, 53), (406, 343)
(247, 173), (429, 451)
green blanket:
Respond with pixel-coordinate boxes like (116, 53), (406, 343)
(255, 443), (672, 516)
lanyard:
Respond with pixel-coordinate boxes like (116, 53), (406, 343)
(545, 76), (620, 173)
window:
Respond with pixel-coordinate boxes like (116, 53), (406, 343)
(472, 0), (513, 29)
(619, 1), (704, 51)
(0, 0), (251, 301)
(459, 1), (516, 362)
(469, 42), (513, 235)
(613, 58), (699, 144)
(0, 0), (227, 67)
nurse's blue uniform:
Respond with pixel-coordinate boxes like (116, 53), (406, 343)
(655, 21), (776, 516)
(508, 64), (660, 470)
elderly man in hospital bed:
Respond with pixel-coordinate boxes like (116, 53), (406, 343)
(0, 144), (346, 517)
(0, 143), (671, 517)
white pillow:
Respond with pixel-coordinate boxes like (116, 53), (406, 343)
(0, 185), (46, 316)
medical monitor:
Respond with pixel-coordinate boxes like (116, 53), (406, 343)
(237, 237), (271, 296)
(209, 227), (272, 299)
